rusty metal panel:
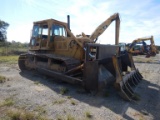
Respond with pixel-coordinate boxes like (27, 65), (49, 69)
(97, 45), (119, 59)
(85, 43), (119, 60)
(83, 61), (99, 91)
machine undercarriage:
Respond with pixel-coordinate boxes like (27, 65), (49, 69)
(19, 43), (142, 101)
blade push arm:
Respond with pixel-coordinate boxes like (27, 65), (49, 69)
(89, 13), (120, 45)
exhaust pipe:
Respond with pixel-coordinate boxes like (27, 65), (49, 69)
(67, 15), (70, 31)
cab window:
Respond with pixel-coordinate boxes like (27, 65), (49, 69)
(52, 25), (66, 37)
(42, 25), (48, 39)
(32, 25), (39, 37)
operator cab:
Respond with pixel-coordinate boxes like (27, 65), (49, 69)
(29, 19), (72, 51)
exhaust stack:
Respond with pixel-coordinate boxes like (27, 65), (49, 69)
(67, 15), (70, 31)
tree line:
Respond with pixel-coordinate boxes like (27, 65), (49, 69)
(0, 20), (9, 42)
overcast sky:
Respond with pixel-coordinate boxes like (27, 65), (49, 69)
(0, 0), (160, 45)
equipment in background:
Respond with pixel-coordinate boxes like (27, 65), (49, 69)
(128, 36), (159, 57)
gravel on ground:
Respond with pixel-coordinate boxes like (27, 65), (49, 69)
(0, 54), (160, 120)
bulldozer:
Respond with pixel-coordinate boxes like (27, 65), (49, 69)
(18, 13), (143, 101)
(128, 36), (159, 57)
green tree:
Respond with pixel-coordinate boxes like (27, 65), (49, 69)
(0, 20), (9, 42)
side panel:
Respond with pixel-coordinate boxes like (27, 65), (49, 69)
(98, 45), (119, 59)
(83, 61), (99, 91)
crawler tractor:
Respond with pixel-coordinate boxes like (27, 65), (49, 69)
(18, 13), (143, 101)
(128, 36), (159, 57)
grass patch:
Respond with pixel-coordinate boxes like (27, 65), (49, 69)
(67, 114), (75, 120)
(56, 114), (75, 120)
(85, 111), (92, 119)
(0, 75), (6, 83)
(56, 115), (64, 120)
(0, 55), (18, 64)
(70, 100), (77, 105)
(7, 108), (49, 120)
(133, 56), (154, 63)
(0, 45), (27, 56)
(67, 96), (72, 99)
(7, 109), (34, 120)
(0, 98), (14, 107)
(146, 60), (151, 63)
(134, 58), (143, 63)
(34, 81), (40, 85)
(34, 106), (46, 114)
(60, 87), (69, 95)
(53, 99), (66, 105)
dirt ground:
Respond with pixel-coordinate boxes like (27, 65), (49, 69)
(0, 54), (160, 120)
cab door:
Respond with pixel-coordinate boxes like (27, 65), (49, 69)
(50, 24), (69, 51)
(40, 24), (49, 49)
(30, 25), (41, 50)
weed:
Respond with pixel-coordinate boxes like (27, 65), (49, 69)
(70, 100), (77, 105)
(67, 114), (75, 120)
(34, 81), (40, 85)
(146, 60), (151, 63)
(0, 98), (14, 107)
(7, 109), (22, 120)
(85, 111), (92, 118)
(141, 110), (149, 115)
(0, 75), (6, 83)
(139, 119), (143, 120)
(60, 87), (69, 95)
(8, 110), (34, 120)
(56, 115), (64, 120)
(7, 108), (49, 120)
(67, 96), (72, 99)
(133, 93), (141, 101)
(53, 99), (66, 105)
(34, 106), (46, 114)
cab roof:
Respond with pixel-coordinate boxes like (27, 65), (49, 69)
(33, 18), (67, 26)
